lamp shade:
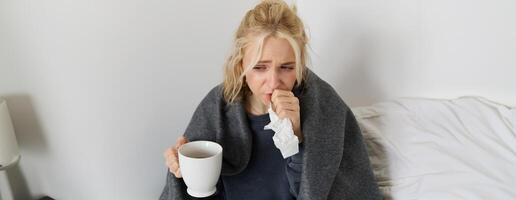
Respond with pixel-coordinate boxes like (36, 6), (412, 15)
(0, 97), (20, 168)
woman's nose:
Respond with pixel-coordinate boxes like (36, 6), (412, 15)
(267, 70), (281, 89)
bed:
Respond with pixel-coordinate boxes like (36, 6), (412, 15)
(352, 96), (516, 200)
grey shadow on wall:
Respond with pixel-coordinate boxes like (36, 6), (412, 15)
(3, 94), (51, 200)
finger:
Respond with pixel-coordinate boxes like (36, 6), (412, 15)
(273, 89), (294, 97)
(172, 166), (182, 178)
(171, 146), (178, 155)
(171, 149), (179, 161)
(165, 153), (177, 167)
(178, 136), (188, 144)
(168, 150), (178, 165)
(273, 97), (299, 107)
(277, 109), (297, 120)
(272, 90), (294, 101)
(272, 90), (294, 103)
(174, 136), (188, 155)
(163, 147), (173, 158)
(175, 136), (188, 149)
(167, 160), (175, 171)
(275, 99), (299, 112)
(275, 103), (298, 113)
(169, 159), (181, 177)
(170, 160), (179, 171)
(176, 169), (182, 178)
(172, 168), (180, 177)
(165, 152), (177, 167)
(272, 95), (296, 112)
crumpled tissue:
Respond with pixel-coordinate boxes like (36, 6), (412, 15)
(264, 104), (299, 158)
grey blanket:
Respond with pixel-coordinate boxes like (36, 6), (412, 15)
(159, 70), (381, 200)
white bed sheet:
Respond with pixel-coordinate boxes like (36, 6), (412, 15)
(353, 96), (516, 200)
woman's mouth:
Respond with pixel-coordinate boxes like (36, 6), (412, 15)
(263, 93), (273, 104)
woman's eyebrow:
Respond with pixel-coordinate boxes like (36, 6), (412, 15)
(256, 60), (296, 65)
(257, 60), (272, 64)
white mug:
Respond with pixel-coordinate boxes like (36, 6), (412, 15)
(178, 140), (223, 198)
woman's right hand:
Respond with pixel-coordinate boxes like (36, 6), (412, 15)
(163, 135), (188, 178)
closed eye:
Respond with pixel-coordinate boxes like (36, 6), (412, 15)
(253, 64), (267, 70)
(280, 65), (295, 70)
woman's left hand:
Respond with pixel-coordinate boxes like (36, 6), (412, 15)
(271, 89), (303, 143)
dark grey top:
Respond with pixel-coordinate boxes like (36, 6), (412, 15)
(218, 112), (302, 200)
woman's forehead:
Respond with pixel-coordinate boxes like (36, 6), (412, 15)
(244, 36), (295, 62)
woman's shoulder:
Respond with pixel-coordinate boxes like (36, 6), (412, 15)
(304, 70), (340, 97)
(207, 84), (224, 97)
(303, 69), (351, 111)
(198, 84), (224, 105)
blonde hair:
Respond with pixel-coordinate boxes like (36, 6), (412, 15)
(223, 0), (309, 103)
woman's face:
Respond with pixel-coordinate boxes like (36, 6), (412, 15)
(243, 36), (297, 106)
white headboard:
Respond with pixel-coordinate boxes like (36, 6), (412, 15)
(297, 0), (516, 107)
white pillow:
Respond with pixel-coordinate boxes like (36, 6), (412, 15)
(353, 96), (516, 200)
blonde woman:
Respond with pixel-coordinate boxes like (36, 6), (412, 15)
(160, 0), (381, 199)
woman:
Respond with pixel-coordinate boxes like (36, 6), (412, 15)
(160, 0), (381, 199)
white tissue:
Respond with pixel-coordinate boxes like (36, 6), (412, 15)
(264, 105), (299, 158)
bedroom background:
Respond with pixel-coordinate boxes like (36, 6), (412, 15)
(0, 0), (514, 199)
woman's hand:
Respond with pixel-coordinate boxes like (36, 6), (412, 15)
(271, 89), (303, 143)
(163, 136), (188, 178)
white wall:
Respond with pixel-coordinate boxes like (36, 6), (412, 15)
(1, 0), (515, 199)
(297, 0), (516, 106)
(0, 0), (255, 199)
